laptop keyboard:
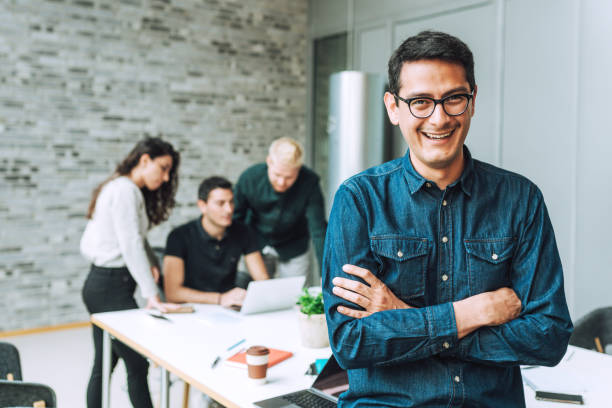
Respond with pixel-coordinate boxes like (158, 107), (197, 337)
(282, 390), (337, 407)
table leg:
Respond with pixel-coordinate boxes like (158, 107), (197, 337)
(102, 330), (111, 408)
(160, 366), (170, 408)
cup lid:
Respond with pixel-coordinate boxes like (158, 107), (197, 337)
(247, 345), (269, 356)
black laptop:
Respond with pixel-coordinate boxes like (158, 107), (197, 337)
(254, 355), (348, 408)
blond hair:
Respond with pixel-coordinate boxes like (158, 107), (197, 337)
(268, 137), (304, 167)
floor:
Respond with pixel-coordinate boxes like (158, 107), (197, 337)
(4, 325), (220, 407)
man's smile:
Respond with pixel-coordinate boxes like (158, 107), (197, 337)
(421, 129), (454, 140)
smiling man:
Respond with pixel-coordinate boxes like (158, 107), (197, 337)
(163, 176), (268, 307)
(323, 31), (572, 407)
(234, 137), (327, 279)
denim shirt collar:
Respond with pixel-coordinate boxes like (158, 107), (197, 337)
(402, 145), (474, 197)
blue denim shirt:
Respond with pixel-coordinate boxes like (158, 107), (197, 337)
(323, 147), (573, 407)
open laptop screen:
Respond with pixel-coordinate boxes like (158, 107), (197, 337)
(311, 355), (349, 398)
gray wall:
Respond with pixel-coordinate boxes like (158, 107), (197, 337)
(309, 0), (612, 320)
(0, 0), (308, 331)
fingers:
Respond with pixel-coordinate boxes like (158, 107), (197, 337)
(332, 285), (370, 308)
(342, 264), (380, 287)
(332, 277), (370, 296)
(337, 305), (370, 319)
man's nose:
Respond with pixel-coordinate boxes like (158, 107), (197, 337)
(427, 102), (451, 125)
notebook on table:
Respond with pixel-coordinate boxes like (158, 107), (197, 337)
(225, 347), (293, 368)
(254, 355), (348, 408)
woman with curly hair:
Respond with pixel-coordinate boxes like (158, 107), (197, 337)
(80, 137), (180, 408)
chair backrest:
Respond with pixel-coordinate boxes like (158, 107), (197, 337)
(569, 306), (612, 352)
(152, 246), (166, 299)
(0, 341), (22, 381)
(0, 380), (56, 407)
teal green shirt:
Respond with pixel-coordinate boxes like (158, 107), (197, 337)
(233, 163), (327, 268)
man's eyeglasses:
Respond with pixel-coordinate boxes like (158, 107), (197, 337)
(395, 91), (474, 119)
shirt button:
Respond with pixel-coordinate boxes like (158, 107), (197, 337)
(425, 182), (432, 188)
(442, 274), (448, 282)
(397, 250), (403, 258)
(454, 376), (461, 383)
(442, 236), (448, 243)
(443, 341), (450, 349)
(442, 200), (447, 206)
(491, 253), (498, 260)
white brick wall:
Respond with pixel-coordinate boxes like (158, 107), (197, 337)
(0, 0), (308, 330)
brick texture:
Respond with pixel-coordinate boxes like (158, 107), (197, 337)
(0, 0), (308, 330)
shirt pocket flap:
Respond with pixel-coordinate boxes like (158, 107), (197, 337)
(371, 236), (429, 261)
(464, 238), (516, 264)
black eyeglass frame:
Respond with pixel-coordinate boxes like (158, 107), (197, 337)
(394, 91), (474, 118)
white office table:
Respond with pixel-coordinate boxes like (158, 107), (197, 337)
(91, 305), (331, 408)
(92, 306), (612, 408)
(522, 345), (612, 407)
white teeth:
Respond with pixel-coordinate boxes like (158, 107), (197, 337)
(423, 131), (451, 139)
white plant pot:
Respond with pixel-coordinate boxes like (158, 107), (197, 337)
(298, 311), (329, 348)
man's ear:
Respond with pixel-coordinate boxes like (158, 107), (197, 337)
(197, 199), (207, 215)
(470, 84), (478, 117)
(383, 92), (400, 125)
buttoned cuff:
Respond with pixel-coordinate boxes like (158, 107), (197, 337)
(426, 302), (458, 353)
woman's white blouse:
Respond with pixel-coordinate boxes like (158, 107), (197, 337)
(80, 176), (158, 298)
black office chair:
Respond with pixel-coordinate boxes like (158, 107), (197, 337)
(0, 341), (22, 381)
(0, 380), (56, 407)
(569, 306), (612, 353)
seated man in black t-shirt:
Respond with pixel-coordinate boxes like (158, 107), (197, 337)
(163, 176), (269, 307)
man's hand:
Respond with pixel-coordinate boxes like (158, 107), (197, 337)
(453, 287), (522, 339)
(219, 287), (246, 308)
(478, 287), (522, 326)
(332, 264), (412, 318)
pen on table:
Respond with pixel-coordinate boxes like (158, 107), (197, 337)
(211, 338), (246, 369)
(148, 310), (172, 322)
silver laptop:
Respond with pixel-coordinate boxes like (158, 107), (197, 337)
(229, 276), (305, 315)
(254, 355), (348, 407)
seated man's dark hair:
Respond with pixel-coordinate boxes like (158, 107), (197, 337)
(388, 30), (475, 97)
(198, 176), (232, 201)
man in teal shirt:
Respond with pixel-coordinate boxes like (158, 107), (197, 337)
(234, 137), (327, 279)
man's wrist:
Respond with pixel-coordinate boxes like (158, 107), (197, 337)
(217, 293), (221, 305)
(453, 294), (489, 339)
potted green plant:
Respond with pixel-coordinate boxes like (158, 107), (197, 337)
(296, 288), (329, 348)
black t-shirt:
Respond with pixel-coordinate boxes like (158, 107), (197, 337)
(165, 217), (261, 293)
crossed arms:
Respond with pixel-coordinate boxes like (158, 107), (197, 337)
(323, 184), (573, 370)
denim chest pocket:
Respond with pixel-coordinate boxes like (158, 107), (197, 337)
(371, 236), (429, 300)
(464, 237), (516, 296)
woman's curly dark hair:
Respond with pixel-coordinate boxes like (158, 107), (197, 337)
(87, 137), (180, 226)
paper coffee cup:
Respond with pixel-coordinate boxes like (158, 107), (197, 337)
(246, 346), (270, 385)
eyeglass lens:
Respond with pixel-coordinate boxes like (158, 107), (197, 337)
(410, 95), (469, 118)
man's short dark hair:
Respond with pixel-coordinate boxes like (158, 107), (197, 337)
(388, 30), (475, 97)
(198, 176), (232, 201)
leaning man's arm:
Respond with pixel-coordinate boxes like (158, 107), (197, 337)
(455, 186), (573, 367)
(323, 185), (458, 370)
(305, 181), (327, 269)
(244, 251), (269, 281)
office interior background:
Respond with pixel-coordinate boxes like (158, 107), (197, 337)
(1, 0), (611, 334)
